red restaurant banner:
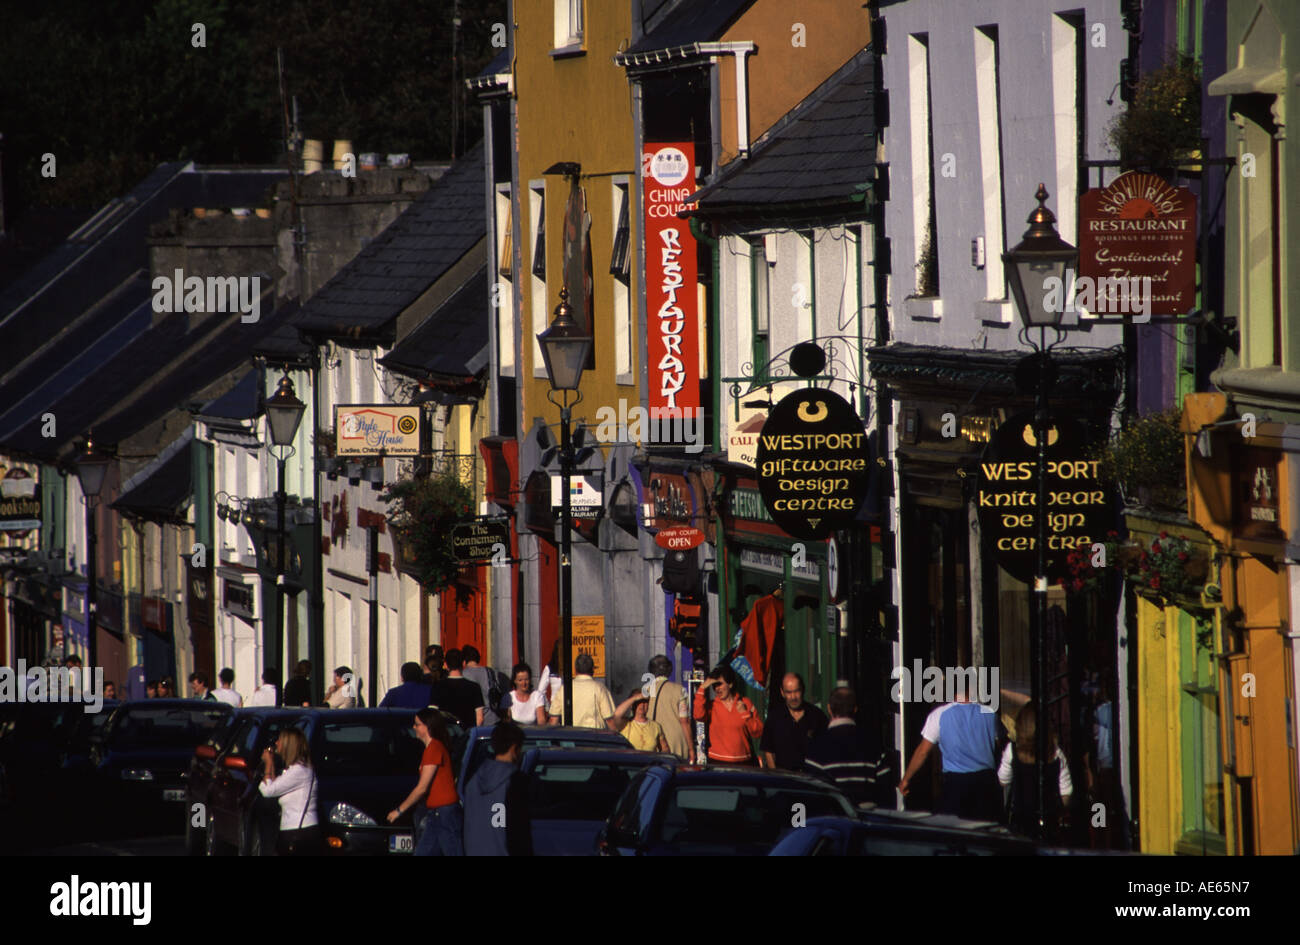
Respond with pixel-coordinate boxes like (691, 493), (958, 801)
(1077, 171), (1197, 316)
(643, 142), (699, 420)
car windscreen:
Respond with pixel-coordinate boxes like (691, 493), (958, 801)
(660, 784), (853, 849)
(462, 732), (620, 788)
(108, 706), (229, 748)
(314, 720), (423, 777)
(529, 761), (650, 821)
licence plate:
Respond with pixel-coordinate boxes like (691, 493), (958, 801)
(162, 789), (186, 802)
(389, 834), (414, 854)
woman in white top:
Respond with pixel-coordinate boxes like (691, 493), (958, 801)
(324, 665), (357, 709)
(538, 646), (563, 726)
(259, 728), (320, 855)
(503, 662), (548, 725)
(998, 701), (1073, 841)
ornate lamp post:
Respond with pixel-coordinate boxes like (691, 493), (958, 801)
(1003, 184), (1076, 841)
(536, 287), (592, 726)
(74, 437), (112, 670)
(264, 373), (306, 693)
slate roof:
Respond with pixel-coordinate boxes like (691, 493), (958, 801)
(627, 0), (755, 54)
(196, 368), (262, 422)
(293, 141), (486, 345)
(0, 164), (285, 383)
(112, 439), (193, 522)
(687, 48), (876, 216)
(379, 266), (489, 384)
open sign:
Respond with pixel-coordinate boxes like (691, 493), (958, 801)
(654, 525), (705, 550)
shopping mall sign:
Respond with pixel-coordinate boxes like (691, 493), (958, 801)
(755, 388), (871, 540)
(643, 142), (699, 422)
(976, 411), (1114, 582)
(1077, 171), (1196, 316)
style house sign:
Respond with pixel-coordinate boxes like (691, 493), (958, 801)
(643, 142), (700, 422)
(335, 405), (421, 456)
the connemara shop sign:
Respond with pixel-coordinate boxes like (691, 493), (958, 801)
(756, 389), (870, 540)
(1077, 171), (1196, 316)
(976, 412), (1114, 582)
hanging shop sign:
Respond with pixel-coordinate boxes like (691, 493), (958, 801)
(1232, 446), (1284, 543)
(335, 405), (421, 456)
(755, 388), (871, 539)
(572, 615), (606, 678)
(654, 525), (705, 550)
(451, 519), (511, 563)
(976, 411), (1114, 582)
(0, 467), (41, 532)
(551, 474), (602, 520)
(643, 142), (700, 425)
(1077, 171), (1197, 316)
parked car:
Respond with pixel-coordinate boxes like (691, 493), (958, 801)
(89, 699), (232, 833)
(201, 707), (463, 856)
(58, 700), (120, 773)
(597, 765), (856, 856)
(458, 724), (629, 798)
(768, 811), (1036, 856)
(184, 707), (306, 855)
(514, 747), (677, 855)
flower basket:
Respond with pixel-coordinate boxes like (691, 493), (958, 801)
(1062, 531), (1211, 610)
(1090, 409), (1186, 512)
(381, 472), (475, 593)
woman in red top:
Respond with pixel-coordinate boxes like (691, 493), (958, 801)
(388, 708), (463, 855)
(693, 665), (763, 765)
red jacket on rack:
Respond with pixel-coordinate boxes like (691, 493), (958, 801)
(738, 592), (783, 687)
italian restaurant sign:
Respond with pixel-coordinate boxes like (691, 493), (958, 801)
(756, 388), (871, 540)
(643, 142), (700, 423)
(1077, 171), (1196, 316)
(976, 412), (1114, 582)
(336, 405), (421, 456)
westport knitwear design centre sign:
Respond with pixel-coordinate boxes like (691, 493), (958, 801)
(756, 388), (871, 540)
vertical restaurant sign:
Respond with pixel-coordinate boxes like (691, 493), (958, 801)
(643, 142), (699, 420)
(1077, 172), (1197, 316)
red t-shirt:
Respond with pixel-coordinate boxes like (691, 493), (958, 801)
(421, 739), (458, 808)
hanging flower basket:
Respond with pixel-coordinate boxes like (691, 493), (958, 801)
(1089, 409), (1186, 512)
(381, 472), (475, 593)
(1061, 530), (1211, 611)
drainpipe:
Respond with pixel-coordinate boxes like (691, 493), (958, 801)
(696, 43), (756, 158)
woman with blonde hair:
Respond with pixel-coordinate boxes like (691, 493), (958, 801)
(259, 728), (320, 855)
(999, 701), (1073, 841)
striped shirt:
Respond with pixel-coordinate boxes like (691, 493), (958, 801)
(804, 719), (893, 806)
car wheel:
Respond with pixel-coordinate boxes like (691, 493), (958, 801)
(205, 815), (233, 856)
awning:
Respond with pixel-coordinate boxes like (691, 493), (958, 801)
(1208, 65), (1285, 96)
(112, 441), (192, 523)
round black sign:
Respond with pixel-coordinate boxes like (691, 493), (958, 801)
(976, 411), (1115, 583)
(756, 388), (871, 540)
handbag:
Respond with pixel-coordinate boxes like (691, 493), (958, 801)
(283, 768), (317, 855)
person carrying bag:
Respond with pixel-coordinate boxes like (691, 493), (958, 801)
(259, 729), (321, 856)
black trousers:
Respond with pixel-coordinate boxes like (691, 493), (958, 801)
(277, 824), (322, 856)
(939, 769), (1002, 822)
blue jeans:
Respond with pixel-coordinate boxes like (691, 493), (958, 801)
(415, 803), (464, 856)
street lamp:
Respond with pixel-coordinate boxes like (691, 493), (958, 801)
(74, 436), (112, 670)
(265, 372), (305, 697)
(1003, 184), (1076, 842)
(537, 287), (592, 726)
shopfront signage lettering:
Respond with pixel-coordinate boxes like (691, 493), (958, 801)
(1077, 172), (1197, 316)
(335, 405), (421, 456)
(643, 142), (699, 420)
(977, 412), (1114, 582)
(451, 519), (511, 563)
(756, 389), (871, 540)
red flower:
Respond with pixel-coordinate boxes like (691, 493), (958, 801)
(1177, 552), (1188, 562)
(1159, 531), (1168, 539)
(1107, 530), (1119, 538)
(1151, 541), (1162, 554)
(1071, 579), (1084, 593)
(1150, 576), (1161, 589)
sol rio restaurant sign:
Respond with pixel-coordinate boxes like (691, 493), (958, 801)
(975, 411), (1113, 582)
(756, 388), (871, 540)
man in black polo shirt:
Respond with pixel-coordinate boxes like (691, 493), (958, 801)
(429, 648), (485, 730)
(805, 687), (895, 807)
(760, 673), (828, 771)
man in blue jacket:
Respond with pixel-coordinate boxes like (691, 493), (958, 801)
(379, 662), (432, 709)
(462, 722), (532, 856)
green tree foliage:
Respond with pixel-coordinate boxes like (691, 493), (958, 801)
(381, 472), (475, 594)
(0, 0), (506, 215)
